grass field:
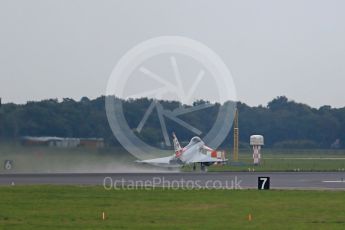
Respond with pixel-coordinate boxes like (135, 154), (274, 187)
(1, 142), (345, 173)
(0, 142), (153, 173)
(206, 149), (345, 172)
(0, 185), (345, 229)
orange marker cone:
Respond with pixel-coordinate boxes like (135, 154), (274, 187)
(248, 214), (252, 221)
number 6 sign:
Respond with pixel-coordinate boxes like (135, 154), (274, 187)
(4, 160), (13, 170)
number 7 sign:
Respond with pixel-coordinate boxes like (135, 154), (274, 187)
(258, 177), (270, 190)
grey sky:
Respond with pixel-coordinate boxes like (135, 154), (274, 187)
(1, 0), (344, 108)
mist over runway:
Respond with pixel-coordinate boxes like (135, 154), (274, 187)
(1, 172), (345, 190)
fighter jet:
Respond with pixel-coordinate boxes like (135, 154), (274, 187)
(136, 133), (227, 172)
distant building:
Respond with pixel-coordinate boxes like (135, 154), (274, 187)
(21, 136), (104, 148)
(79, 138), (104, 148)
(21, 136), (64, 146)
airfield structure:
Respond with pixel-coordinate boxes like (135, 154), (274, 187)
(250, 135), (264, 165)
(233, 108), (239, 161)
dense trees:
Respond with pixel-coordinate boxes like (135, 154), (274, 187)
(235, 96), (344, 148)
(0, 96), (344, 148)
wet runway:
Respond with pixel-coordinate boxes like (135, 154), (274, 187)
(1, 172), (345, 190)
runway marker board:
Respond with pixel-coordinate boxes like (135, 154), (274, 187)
(4, 160), (13, 170)
(258, 177), (270, 190)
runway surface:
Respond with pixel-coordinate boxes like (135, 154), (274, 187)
(1, 172), (345, 190)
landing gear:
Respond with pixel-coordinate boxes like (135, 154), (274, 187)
(200, 163), (208, 172)
(192, 163), (196, 171)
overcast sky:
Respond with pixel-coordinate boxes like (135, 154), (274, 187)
(1, 0), (344, 108)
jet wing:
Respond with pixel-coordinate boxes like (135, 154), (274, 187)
(186, 153), (227, 164)
(136, 156), (173, 164)
(136, 156), (183, 167)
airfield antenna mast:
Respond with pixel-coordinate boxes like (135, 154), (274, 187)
(233, 108), (239, 161)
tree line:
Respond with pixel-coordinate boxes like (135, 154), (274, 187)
(0, 96), (344, 149)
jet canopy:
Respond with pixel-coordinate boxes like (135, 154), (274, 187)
(189, 136), (202, 145)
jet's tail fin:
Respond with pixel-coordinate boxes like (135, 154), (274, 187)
(172, 132), (183, 158)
